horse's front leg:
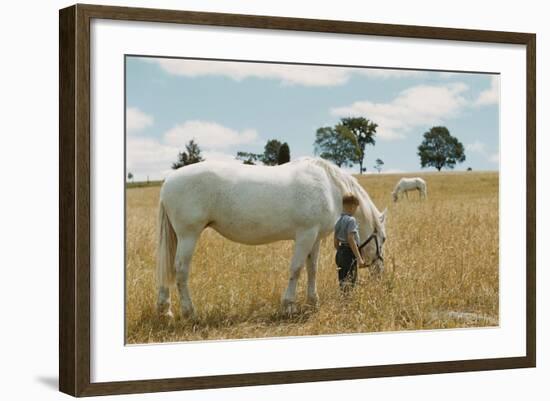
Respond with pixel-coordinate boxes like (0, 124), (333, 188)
(282, 228), (318, 314)
(306, 239), (321, 307)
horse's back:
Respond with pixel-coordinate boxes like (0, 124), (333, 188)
(160, 161), (337, 243)
(398, 177), (424, 186)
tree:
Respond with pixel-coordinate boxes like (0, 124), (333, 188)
(314, 126), (358, 168)
(172, 151), (188, 169)
(172, 139), (204, 169)
(277, 142), (290, 164)
(374, 158), (384, 173)
(337, 117), (377, 174)
(417, 126), (466, 171)
(236, 139), (283, 166)
(127, 172), (133, 182)
(236, 151), (262, 165)
(262, 139), (282, 166)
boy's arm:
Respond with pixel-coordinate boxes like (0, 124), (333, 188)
(333, 233), (339, 250)
(347, 232), (364, 265)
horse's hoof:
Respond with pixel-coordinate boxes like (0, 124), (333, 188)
(286, 304), (298, 316)
(158, 309), (174, 321)
(282, 300), (298, 316)
(181, 306), (196, 319)
(157, 302), (174, 319)
(306, 295), (319, 308)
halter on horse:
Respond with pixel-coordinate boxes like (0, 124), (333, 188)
(358, 230), (384, 268)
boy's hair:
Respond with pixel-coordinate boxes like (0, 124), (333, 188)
(342, 193), (360, 206)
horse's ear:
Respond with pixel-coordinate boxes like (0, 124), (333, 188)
(380, 208), (388, 224)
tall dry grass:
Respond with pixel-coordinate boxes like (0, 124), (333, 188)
(125, 171), (498, 344)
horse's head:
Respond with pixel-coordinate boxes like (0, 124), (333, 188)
(391, 191), (398, 202)
(358, 207), (387, 274)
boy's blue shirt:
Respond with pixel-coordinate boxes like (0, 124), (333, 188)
(334, 212), (360, 246)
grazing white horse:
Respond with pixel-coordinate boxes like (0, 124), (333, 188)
(156, 157), (387, 318)
(392, 177), (427, 202)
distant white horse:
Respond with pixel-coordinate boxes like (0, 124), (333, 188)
(392, 177), (427, 202)
(156, 157), (387, 318)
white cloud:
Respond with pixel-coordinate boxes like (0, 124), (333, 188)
(357, 69), (426, 79)
(475, 76), (499, 106)
(465, 141), (499, 166)
(164, 120), (258, 149)
(126, 136), (176, 180)
(150, 58), (426, 87)
(126, 120), (260, 181)
(466, 140), (486, 153)
(154, 58), (349, 86)
(202, 151), (243, 165)
(126, 107), (153, 133)
(331, 83), (469, 140)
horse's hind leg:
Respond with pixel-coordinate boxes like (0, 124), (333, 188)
(282, 228), (318, 314)
(157, 287), (172, 318)
(174, 233), (200, 318)
(305, 238), (321, 306)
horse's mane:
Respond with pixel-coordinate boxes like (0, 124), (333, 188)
(292, 157), (382, 230)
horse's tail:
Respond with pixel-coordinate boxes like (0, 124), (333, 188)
(157, 201), (177, 288)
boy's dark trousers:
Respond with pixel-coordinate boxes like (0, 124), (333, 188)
(335, 244), (357, 290)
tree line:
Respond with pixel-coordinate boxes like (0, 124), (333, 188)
(313, 118), (465, 173)
(127, 118), (466, 179)
(168, 138), (291, 171)
(236, 139), (290, 166)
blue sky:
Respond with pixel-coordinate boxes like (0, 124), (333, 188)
(126, 56), (499, 181)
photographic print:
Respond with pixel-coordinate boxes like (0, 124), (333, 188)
(60, 5), (535, 395)
(124, 56), (500, 344)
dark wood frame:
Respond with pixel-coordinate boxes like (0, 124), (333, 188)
(59, 3), (536, 397)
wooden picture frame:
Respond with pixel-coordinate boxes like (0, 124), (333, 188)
(59, 3), (536, 397)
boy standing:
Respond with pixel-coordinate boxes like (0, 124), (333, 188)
(334, 193), (365, 291)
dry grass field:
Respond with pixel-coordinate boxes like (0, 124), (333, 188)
(125, 171), (498, 344)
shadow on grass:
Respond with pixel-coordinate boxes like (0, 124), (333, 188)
(191, 303), (318, 328)
(126, 302), (320, 343)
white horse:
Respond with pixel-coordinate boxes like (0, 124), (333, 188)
(156, 157), (387, 318)
(391, 177), (427, 202)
